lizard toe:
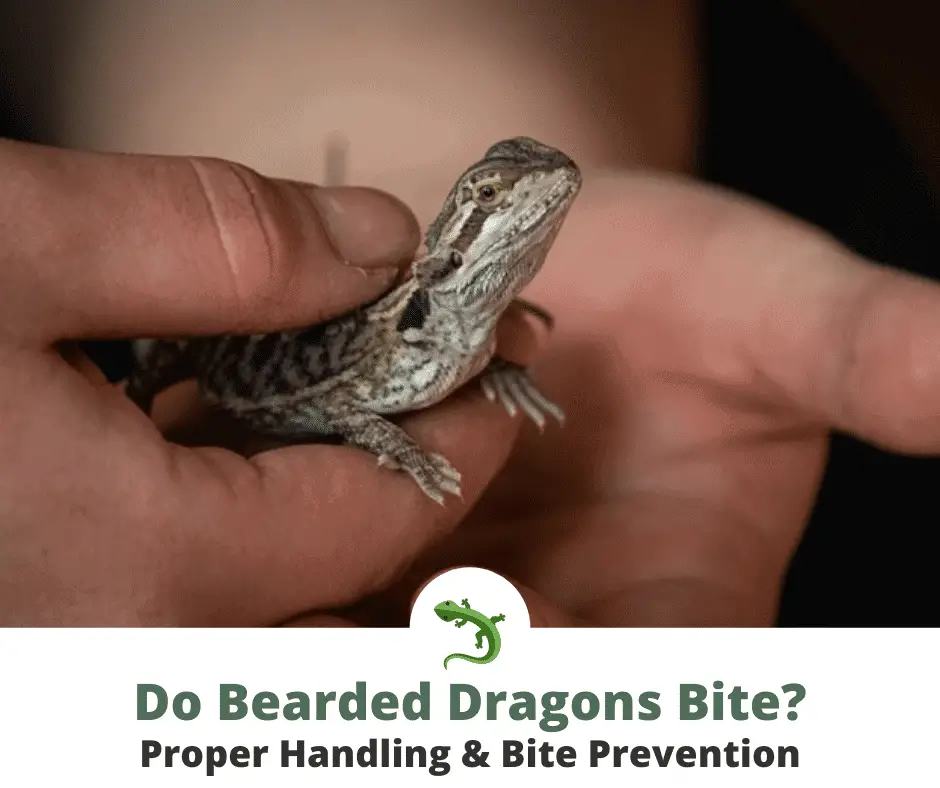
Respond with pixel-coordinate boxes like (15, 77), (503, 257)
(428, 452), (462, 482)
(481, 361), (564, 428)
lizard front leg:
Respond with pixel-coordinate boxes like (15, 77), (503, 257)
(242, 399), (463, 505)
(478, 358), (565, 430)
(342, 410), (463, 505)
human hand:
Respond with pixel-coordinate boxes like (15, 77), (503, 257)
(0, 139), (544, 626)
(347, 170), (940, 628)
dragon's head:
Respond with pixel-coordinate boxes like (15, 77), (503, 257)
(434, 600), (459, 622)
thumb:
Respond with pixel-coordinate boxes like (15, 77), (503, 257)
(0, 139), (420, 343)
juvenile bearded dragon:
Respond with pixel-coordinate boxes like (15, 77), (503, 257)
(124, 137), (581, 503)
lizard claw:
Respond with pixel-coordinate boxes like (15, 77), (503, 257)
(480, 377), (499, 404)
(377, 448), (462, 504)
(376, 453), (401, 471)
(479, 360), (564, 429)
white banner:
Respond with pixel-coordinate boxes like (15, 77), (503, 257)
(0, 567), (935, 784)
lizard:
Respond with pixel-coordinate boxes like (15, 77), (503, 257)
(123, 137), (581, 504)
(434, 598), (505, 668)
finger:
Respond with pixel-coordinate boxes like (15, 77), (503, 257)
(506, 580), (585, 626)
(691, 192), (940, 454)
(162, 375), (538, 625)
(56, 342), (109, 386)
(512, 297), (555, 330)
(578, 174), (940, 454)
(499, 494), (785, 627)
(585, 579), (773, 626)
(0, 139), (420, 343)
(496, 301), (555, 367)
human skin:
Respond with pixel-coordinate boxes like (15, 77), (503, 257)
(6, 3), (940, 627)
(305, 170), (940, 628)
(6, 132), (940, 627)
(6, 135), (940, 627)
(0, 139), (547, 625)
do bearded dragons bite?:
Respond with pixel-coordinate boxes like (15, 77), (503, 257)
(124, 137), (582, 504)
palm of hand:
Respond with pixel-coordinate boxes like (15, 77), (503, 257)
(384, 170), (934, 627)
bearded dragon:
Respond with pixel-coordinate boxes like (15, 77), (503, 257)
(124, 137), (581, 504)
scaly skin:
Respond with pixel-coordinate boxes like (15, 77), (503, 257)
(124, 138), (581, 503)
(434, 598), (505, 668)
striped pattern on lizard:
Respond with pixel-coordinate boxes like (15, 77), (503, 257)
(124, 137), (581, 503)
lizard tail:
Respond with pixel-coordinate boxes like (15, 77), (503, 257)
(443, 653), (488, 668)
(443, 647), (498, 669)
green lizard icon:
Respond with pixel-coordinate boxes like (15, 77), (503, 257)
(434, 598), (506, 668)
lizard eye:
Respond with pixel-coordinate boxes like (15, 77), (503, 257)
(473, 182), (506, 207)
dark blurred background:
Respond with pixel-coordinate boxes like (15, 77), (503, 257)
(3, 0), (939, 626)
(699, 0), (940, 626)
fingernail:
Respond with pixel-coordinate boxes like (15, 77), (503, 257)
(306, 185), (421, 268)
